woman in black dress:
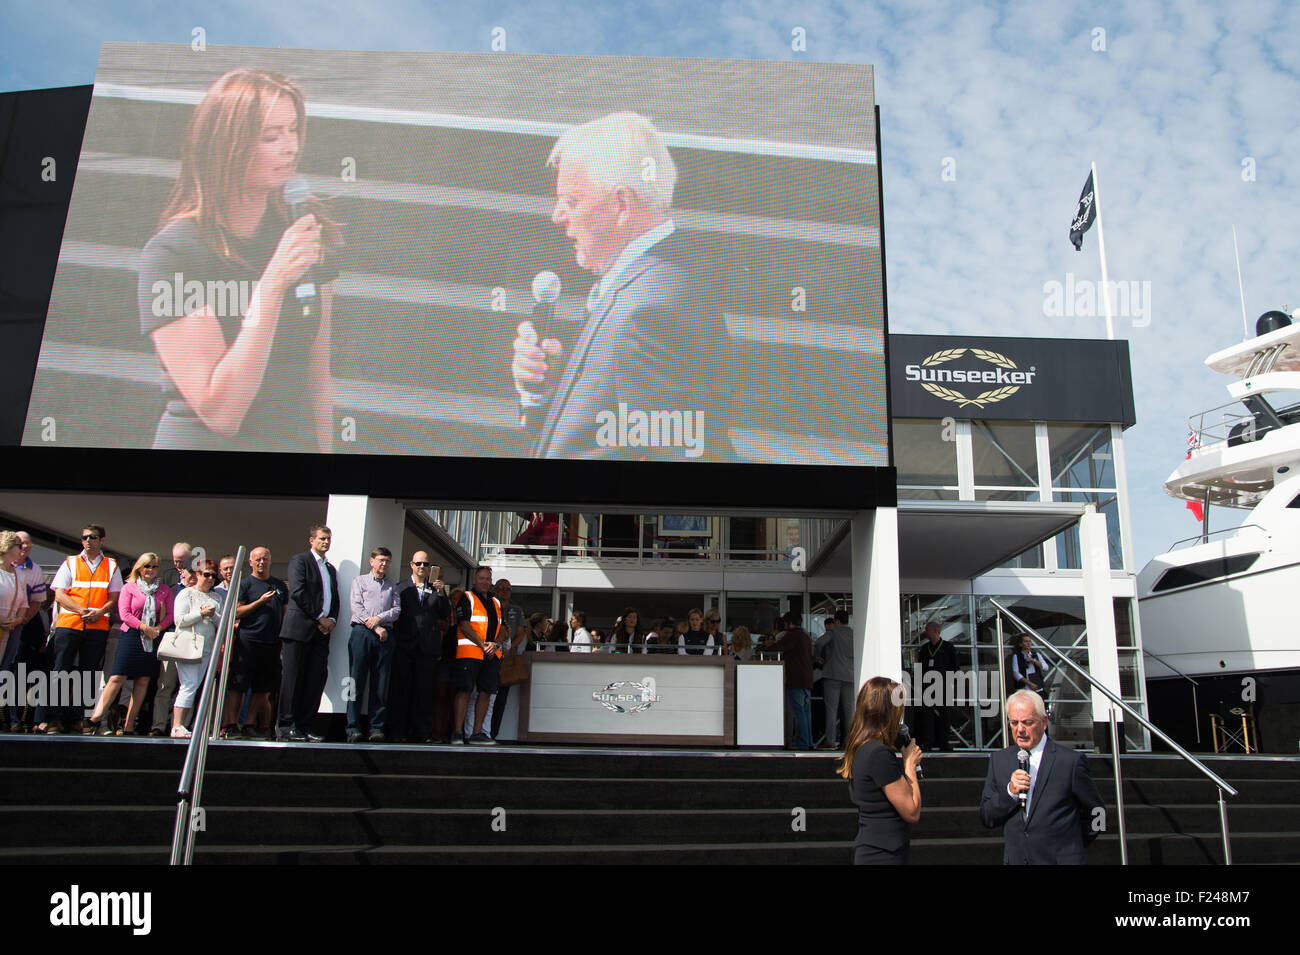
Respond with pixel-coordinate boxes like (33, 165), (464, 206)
(837, 676), (923, 864)
(138, 68), (339, 453)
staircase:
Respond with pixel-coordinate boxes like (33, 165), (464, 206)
(2, 737), (1296, 864)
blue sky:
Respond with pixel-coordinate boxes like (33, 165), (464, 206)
(3, 0), (1297, 567)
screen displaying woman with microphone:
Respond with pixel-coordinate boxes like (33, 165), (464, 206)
(137, 67), (340, 453)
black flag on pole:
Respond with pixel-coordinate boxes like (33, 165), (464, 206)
(1069, 171), (1096, 251)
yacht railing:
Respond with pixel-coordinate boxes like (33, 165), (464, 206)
(988, 598), (1237, 866)
(170, 544), (247, 865)
(1168, 523), (1265, 551)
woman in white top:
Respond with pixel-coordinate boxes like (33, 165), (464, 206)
(0, 531), (29, 667)
(171, 558), (222, 737)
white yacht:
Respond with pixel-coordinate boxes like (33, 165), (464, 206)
(1138, 310), (1300, 680)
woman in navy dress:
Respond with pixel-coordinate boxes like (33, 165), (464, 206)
(837, 676), (923, 864)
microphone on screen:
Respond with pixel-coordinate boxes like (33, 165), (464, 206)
(519, 272), (563, 429)
(1017, 748), (1030, 813)
(283, 177), (319, 321)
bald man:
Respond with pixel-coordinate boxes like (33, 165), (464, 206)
(221, 546), (286, 739)
(388, 552), (450, 742)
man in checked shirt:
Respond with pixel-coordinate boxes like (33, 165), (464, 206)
(347, 547), (400, 743)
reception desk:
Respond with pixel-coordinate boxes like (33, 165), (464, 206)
(516, 653), (784, 747)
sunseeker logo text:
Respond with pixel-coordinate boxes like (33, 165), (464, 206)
(904, 348), (1034, 408)
(50, 885), (151, 935)
(593, 678), (659, 713)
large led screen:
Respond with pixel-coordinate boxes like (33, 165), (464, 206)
(21, 43), (888, 467)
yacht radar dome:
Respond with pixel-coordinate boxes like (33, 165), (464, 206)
(1256, 309), (1292, 336)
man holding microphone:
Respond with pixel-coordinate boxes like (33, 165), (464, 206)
(979, 689), (1105, 864)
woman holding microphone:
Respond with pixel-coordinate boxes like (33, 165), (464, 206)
(837, 676), (923, 865)
(138, 67), (339, 453)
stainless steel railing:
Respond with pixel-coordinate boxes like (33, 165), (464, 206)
(988, 598), (1237, 866)
(169, 544), (247, 866)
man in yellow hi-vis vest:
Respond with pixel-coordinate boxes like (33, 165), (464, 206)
(47, 523), (122, 733)
(451, 565), (502, 745)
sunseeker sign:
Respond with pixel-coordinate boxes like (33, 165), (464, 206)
(888, 334), (1136, 426)
(905, 347), (1036, 409)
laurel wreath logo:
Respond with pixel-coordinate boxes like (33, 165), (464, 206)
(918, 348), (1022, 408)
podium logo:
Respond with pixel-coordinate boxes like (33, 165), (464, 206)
(593, 678), (659, 713)
(49, 885), (151, 935)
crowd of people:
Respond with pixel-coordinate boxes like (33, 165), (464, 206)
(0, 523), (843, 748)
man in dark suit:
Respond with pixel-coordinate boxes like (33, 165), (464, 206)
(276, 523), (340, 742)
(512, 111), (731, 461)
(387, 553), (450, 742)
(915, 621), (958, 751)
(980, 689), (1106, 864)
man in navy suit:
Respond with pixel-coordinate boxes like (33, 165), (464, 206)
(512, 111), (731, 461)
(276, 523), (340, 742)
(387, 553), (450, 742)
(979, 689), (1106, 864)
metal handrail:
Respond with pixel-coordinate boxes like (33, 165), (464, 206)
(170, 545), (247, 866)
(988, 598), (1237, 866)
(1167, 523), (1266, 551)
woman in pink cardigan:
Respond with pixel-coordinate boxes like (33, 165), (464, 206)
(87, 552), (174, 735)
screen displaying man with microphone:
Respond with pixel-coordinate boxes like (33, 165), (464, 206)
(512, 112), (731, 461)
(19, 45), (888, 468)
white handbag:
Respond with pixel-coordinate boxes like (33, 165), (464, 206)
(157, 629), (203, 663)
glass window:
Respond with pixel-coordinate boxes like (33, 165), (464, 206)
(898, 487), (959, 501)
(1048, 424), (1115, 489)
(1151, 554), (1261, 592)
(1054, 491), (1123, 570)
(999, 543), (1044, 570)
(970, 420), (1037, 488)
(893, 418), (959, 489)
(975, 488), (1041, 503)
(1113, 597), (1135, 648)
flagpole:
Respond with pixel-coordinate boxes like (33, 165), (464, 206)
(1091, 161), (1115, 340)
(1232, 225), (1249, 341)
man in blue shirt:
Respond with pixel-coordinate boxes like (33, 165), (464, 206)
(347, 547), (400, 742)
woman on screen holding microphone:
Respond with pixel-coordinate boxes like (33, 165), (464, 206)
(837, 676), (923, 864)
(138, 68), (339, 453)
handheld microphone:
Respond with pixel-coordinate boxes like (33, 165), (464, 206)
(1017, 748), (1030, 812)
(520, 271), (562, 428)
(283, 177), (319, 321)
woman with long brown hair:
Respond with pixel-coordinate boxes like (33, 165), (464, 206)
(611, 607), (643, 653)
(138, 67), (339, 453)
(837, 676), (923, 864)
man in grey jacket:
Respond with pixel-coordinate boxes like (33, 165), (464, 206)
(815, 610), (855, 749)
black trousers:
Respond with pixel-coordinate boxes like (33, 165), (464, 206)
(490, 684), (511, 739)
(48, 627), (107, 726)
(278, 632), (330, 732)
(916, 704), (950, 750)
(387, 641), (437, 740)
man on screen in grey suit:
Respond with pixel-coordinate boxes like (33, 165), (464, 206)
(512, 111), (732, 461)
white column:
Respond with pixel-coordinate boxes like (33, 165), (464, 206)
(1080, 505), (1122, 747)
(321, 495), (407, 715)
(851, 508), (901, 686)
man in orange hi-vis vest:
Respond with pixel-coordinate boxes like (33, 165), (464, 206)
(451, 565), (503, 746)
(46, 523), (123, 734)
